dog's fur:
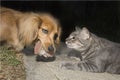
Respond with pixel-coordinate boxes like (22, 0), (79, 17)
(0, 7), (61, 56)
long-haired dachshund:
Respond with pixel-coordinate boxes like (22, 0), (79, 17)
(0, 7), (61, 57)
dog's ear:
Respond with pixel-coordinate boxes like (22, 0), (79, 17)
(32, 16), (42, 29)
(19, 15), (42, 45)
(36, 17), (42, 29)
(31, 16), (42, 40)
(56, 25), (62, 46)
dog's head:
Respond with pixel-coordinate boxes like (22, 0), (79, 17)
(35, 13), (61, 57)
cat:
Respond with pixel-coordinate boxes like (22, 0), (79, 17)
(61, 26), (120, 74)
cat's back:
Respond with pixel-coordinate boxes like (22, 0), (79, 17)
(92, 35), (120, 57)
(99, 37), (120, 59)
(98, 36), (120, 48)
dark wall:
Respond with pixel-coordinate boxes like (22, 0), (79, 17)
(1, 1), (120, 42)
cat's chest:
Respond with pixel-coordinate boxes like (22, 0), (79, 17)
(81, 50), (97, 60)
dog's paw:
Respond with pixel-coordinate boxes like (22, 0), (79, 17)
(15, 44), (24, 52)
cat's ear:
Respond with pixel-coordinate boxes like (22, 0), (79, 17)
(81, 27), (90, 40)
(75, 26), (81, 32)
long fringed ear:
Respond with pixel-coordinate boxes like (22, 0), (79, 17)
(32, 17), (42, 40)
(19, 14), (42, 45)
(81, 27), (90, 40)
(56, 25), (62, 46)
(36, 17), (42, 29)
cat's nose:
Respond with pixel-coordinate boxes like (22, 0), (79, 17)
(65, 40), (70, 45)
(66, 38), (69, 41)
(65, 38), (70, 44)
(65, 41), (68, 44)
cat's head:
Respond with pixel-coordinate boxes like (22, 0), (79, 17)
(65, 26), (92, 52)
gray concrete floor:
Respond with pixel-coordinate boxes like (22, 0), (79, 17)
(23, 54), (120, 80)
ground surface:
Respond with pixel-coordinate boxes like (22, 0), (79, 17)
(0, 46), (26, 80)
(0, 46), (120, 80)
(23, 47), (120, 80)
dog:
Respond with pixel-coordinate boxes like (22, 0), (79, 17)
(0, 7), (61, 57)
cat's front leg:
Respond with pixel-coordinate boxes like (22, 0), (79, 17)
(60, 62), (80, 70)
(60, 61), (99, 72)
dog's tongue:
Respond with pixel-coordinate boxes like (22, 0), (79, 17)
(34, 41), (42, 54)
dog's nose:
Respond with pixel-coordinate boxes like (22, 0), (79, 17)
(48, 45), (54, 52)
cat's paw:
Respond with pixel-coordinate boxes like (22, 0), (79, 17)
(60, 62), (76, 70)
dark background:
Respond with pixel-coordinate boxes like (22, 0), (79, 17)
(1, 1), (120, 42)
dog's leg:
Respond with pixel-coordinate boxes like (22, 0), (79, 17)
(8, 38), (24, 52)
(7, 28), (24, 52)
(7, 37), (23, 52)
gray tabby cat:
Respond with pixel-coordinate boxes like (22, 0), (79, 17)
(61, 27), (120, 74)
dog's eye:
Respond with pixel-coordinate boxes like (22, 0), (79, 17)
(54, 33), (58, 40)
(42, 29), (48, 34)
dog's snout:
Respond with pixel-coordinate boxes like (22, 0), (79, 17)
(48, 45), (54, 52)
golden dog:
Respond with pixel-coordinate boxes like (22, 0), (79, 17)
(0, 7), (61, 57)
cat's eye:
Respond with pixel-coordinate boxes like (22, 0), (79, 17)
(72, 36), (75, 39)
(42, 28), (48, 34)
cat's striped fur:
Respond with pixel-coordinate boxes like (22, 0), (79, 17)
(61, 27), (120, 74)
